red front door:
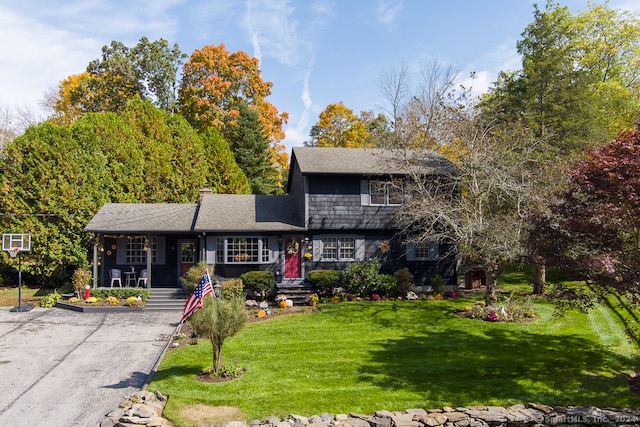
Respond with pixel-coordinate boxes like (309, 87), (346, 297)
(179, 240), (196, 277)
(284, 237), (302, 279)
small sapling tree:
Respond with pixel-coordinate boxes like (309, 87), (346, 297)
(190, 294), (247, 375)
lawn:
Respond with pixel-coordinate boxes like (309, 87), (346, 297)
(0, 286), (49, 307)
(151, 291), (640, 426)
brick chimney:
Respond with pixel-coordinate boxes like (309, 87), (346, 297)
(199, 187), (212, 204)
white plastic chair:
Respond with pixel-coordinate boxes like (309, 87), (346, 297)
(136, 269), (148, 288)
(109, 269), (122, 288)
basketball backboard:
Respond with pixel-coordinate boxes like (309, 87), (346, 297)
(2, 234), (31, 252)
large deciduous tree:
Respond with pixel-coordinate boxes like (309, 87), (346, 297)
(178, 43), (289, 170)
(307, 102), (372, 147)
(528, 124), (640, 295)
(48, 38), (185, 122)
(479, 2), (640, 154)
(396, 116), (542, 305)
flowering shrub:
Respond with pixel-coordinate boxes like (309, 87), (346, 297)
(69, 297), (79, 303)
(434, 294), (443, 300)
(106, 296), (119, 306)
(370, 293), (381, 301)
(125, 296), (142, 306)
(466, 294), (535, 322)
(444, 290), (457, 298)
(86, 297), (98, 303)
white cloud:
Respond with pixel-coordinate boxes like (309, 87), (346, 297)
(243, 0), (300, 66)
(0, 6), (100, 115)
(376, 0), (403, 26)
(283, 55), (316, 151)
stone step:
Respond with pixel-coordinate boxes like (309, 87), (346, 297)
(276, 283), (317, 304)
(145, 288), (187, 311)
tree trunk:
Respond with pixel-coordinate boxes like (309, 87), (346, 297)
(484, 264), (499, 306)
(533, 261), (546, 295)
(212, 337), (224, 374)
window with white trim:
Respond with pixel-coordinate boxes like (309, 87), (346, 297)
(216, 237), (271, 264)
(124, 236), (161, 264)
(370, 179), (404, 205)
(321, 235), (356, 261)
(411, 241), (439, 261)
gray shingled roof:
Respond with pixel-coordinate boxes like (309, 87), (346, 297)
(84, 203), (198, 233)
(291, 147), (455, 175)
(194, 194), (304, 232)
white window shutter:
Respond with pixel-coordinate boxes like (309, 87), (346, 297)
(313, 235), (322, 261)
(356, 236), (365, 261)
(360, 179), (369, 206)
(206, 236), (217, 264)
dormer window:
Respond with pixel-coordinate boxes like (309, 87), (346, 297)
(370, 179), (404, 206)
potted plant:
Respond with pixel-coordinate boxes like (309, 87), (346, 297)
(307, 294), (319, 306)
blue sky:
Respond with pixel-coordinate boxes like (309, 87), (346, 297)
(1, 0), (638, 153)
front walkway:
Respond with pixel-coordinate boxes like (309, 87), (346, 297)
(0, 307), (179, 426)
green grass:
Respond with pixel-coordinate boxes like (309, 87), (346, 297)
(0, 286), (51, 307)
(151, 294), (640, 425)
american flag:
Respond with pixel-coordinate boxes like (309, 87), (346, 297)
(181, 269), (214, 322)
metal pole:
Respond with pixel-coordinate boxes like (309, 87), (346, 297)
(17, 253), (21, 310)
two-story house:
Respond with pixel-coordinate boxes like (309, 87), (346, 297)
(84, 147), (458, 290)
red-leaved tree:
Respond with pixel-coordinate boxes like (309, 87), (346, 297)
(528, 124), (640, 295)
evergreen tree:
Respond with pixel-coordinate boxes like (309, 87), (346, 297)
(226, 104), (281, 194)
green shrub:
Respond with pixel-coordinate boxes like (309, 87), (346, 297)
(393, 268), (414, 296)
(71, 268), (92, 296)
(91, 288), (149, 302)
(377, 274), (398, 297)
(308, 270), (342, 296)
(342, 258), (381, 296)
(240, 271), (274, 300)
(40, 290), (62, 308)
(220, 278), (244, 299)
(181, 261), (216, 294)
(431, 274), (445, 295)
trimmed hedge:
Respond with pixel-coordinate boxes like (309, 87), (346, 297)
(240, 271), (274, 300)
(308, 270), (342, 295)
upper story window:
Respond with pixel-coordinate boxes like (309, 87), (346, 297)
(369, 179), (404, 206)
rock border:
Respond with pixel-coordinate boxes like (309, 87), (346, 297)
(99, 397), (640, 427)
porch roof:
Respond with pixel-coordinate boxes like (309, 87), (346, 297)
(84, 203), (198, 233)
(194, 194), (304, 232)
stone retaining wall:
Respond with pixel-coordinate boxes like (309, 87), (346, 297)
(99, 393), (640, 427)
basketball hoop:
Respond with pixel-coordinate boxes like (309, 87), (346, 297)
(7, 248), (19, 258)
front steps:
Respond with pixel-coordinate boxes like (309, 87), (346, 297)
(276, 281), (317, 305)
(145, 288), (187, 311)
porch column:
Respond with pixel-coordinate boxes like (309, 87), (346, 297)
(92, 234), (98, 289)
(146, 234), (152, 289)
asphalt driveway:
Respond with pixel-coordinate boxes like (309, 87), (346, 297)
(0, 307), (180, 426)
